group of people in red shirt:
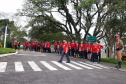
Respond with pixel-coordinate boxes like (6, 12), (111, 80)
(23, 41), (51, 53)
(54, 39), (103, 63)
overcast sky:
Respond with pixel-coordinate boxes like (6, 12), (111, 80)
(0, 0), (23, 13)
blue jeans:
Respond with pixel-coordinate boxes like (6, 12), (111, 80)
(59, 52), (70, 62)
(29, 46), (32, 51)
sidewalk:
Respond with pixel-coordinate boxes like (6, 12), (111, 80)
(0, 51), (18, 57)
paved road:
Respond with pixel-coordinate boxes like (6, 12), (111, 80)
(0, 51), (126, 84)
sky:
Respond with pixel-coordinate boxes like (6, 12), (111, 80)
(0, 0), (27, 27)
(0, 0), (24, 13)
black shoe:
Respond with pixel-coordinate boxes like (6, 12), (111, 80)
(115, 66), (121, 69)
(58, 61), (62, 63)
(66, 61), (70, 63)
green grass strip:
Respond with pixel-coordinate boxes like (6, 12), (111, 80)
(0, 48), (16, 54)
(101, 58), (126, 67)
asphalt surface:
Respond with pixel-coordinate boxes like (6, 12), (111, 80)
(0, 51), (126, 84)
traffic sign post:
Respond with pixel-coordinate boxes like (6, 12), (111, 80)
(4, 26), (8, 48)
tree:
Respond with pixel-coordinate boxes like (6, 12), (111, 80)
(0, 19), (27, 48)
(18, 0), (109, 40)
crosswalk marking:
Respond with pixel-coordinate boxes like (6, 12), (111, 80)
(62, 61), (83, 70)
(86, 61), (110, 69)
(51, 61), (71, 70)
(0, 61), (110, 73)
(15, 62), (24, 72)
(93, 64), (110, 69)
(28, 61), (42, 71)
(0, 62), (7, 72)
(79, 62), (103, 69)
(40, 61), (58, 71)
(71, 61), (93, 69)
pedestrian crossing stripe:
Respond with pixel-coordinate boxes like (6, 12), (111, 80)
(79, 62), (103, 69)
(51, 61), (71, 70)
(40, 61), (57, 71)
(71, 61), (93, 69)
(62, 61), (83, 70)
(0, 61), (110, 73)
(15, 62), (24, 72)
(0, 62), (7, 72)
(28, 61), (42, 71)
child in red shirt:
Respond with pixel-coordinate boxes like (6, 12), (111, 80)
(54, 41), (57, 53)
(59, 38), (70, 63)
(87, 41), (92, 60)
(70, 40), (75, 57)
(75, 40), (79, 58)
(68, 42), (71, 56)
(14, 40), (17, 50)
(47, 42), (51, 53)
(83, 41), (88, 59)
(97, 41), (103, 63)
(91, 41), (99, 63)
(79, 41), (84, 58)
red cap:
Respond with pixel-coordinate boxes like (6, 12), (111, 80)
(116, 35), (120, 38)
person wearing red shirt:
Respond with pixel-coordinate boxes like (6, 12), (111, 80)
(84, 41), (88, 59)
(87, 41), (92, 60)
(97, 41), (104, 63)
(37, 41), (40, 52)
(79, 41), (84, 58)
(26, 42), (29, 51)
(70, 40), (75, 57)
(23, 42), (26, 51)
(58, 38), (70, 63)
(60, 42), (63, 54)
(75, 40), (79, 58)
(91, 41), (99, 63)
(41, 41), (43, 52)
(47, 42), (51, 53)
(34, 41), (38, 52)
(54, 41), (58, 53)
(68, 42), (71, 56)
(28, 41), (32, 51)
(57, 41), (60, 54)
(43, 42), (46, 52)
(14, 40), (17, 50)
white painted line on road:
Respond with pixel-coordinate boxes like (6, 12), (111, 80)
(40, 61), (58, 71)
(0, 62), (7, 72)
(71, 61), (93, 69)
(62, 61), (83, 70)
(92, 64), (110, 69)
(15, 62), (24, 72)
(79, 62), (103, 69)
(28, 61), (42, 71)
(0, 51), (18, 57)
(17, 54), (46, 56)
(51, 61), (71, 70)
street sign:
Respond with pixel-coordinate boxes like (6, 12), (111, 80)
(2, 27), (10, 34)
(87, 36), (97, 44)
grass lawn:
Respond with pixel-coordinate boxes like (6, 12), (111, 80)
(0, 48), (16, 54)
(101, 58), (126, 67)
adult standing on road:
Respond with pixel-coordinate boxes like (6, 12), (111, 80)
(14, 40), (17, 50)
(18, 41), (20, 50)
(58, 38), (70, 63)
(115, 35), (124, 69)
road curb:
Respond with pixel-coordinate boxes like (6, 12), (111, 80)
(0, 51), (18, 57)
